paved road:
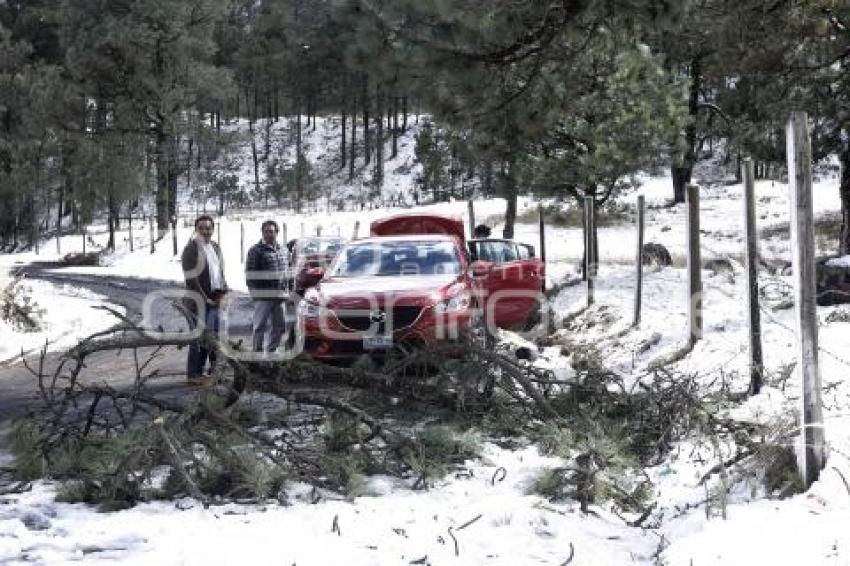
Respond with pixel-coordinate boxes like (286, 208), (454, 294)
(0, 262), (293, 421)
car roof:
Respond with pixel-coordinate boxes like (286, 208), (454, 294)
(297, 236), (344, 241)
(349, 234), (458, 245)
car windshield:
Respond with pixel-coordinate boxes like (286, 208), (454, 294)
(297, 238), (343, 256)
(329, 241), (461, 277)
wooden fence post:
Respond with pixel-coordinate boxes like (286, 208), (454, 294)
(742, 158), (764, 395)
(352, 220), (360, 239)
(240, 222), (245, 263)
(787, 111), (826, 488)
(633, 195), (645, 327)
(82, 227), (86, 255)
(171, 217), (178, 256)
(686, 184), (702, 347)
(584, 196), (595, 307)
(128, 214), (134, 252)
(282, 222), (288, 244)
(538, 204), (546, 292)
(316, 225), (322, 236)
(468, 200), (476, 238)
(149, 216), (155, 254)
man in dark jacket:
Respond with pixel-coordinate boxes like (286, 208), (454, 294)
(181, 215), (229, 385)
(245, 220), (289, 353)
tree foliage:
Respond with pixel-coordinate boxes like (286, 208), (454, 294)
(0, 0), (849, 248)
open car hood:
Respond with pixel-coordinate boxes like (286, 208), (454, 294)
(369, 213), (465, 243)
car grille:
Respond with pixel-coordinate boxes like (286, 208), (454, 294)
(336, 306), (423, 332)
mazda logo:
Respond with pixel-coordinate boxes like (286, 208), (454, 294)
(369, 310), (386, 323)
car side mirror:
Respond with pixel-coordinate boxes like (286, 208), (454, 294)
(470, 260), (493, 278)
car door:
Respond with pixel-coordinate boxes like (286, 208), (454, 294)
(471, 240), (542, 329)
(517, 243), (545, 292)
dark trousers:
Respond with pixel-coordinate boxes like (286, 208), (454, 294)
(187, 306), (220, 376)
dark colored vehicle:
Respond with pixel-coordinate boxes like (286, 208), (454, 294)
(297, 214), (544, 361)
(289, 236), (345, 295)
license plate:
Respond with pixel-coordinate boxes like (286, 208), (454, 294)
(363, 335), (393, 350)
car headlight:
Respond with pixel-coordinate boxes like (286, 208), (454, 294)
(434, 292), (471, 313)
(299, 300), (330, 318)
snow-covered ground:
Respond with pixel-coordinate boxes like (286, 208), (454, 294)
(0, 444), (661, 565)
(0, 276), (122, 365)
(2, 115), (850, 565)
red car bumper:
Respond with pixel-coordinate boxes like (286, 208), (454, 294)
(300, 305), (474, 361)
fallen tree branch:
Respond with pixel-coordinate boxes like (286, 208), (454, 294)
(155, 418), (209, 507)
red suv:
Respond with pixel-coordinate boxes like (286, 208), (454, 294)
(297, 214), (544, 361)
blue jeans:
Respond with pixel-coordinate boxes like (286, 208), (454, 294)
(187, 306), (220, 377)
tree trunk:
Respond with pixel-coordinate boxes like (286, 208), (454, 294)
(341, 81), (347, 170)
(349, 93), (357, 181)
(295, 100), (303, 211)
(363, 75), (371, 166)
(839, 137), (850, 255)
(483, 160), (493, 197)
(391, 96), (399, 159)
(375, 87), (384, 190)
(155, 130), (171, 233)
(263, 117), (272, 162)
(502, 157), (518, 239)
(107, 189), (116, 251)
(45, 185), (51, 233)
(402, 95), (408, 132)
(167, 136), (178, 222)
(734, 153), (742, 183)
(672, 57), (701, 204)
(671, 165), (691, 204)
(187, 138), (193, 196)
(250, 119), (261, 199)
(57, 168), (65, 240)
(450, 144), (458, 199)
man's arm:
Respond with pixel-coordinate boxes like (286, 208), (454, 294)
(217, 242), (229, 292)
(181, 242), (203, 293)
(245, 245), (262, 294)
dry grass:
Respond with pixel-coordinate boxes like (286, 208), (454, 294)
(515, 202), (633, 228)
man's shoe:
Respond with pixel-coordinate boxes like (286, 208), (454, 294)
(186, 374), (214, 387)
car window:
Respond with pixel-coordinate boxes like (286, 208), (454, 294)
(517, 244), (534, 259)
(298, 238), (344, 255)
(473, 240), (519, 264)
(330, 241), (461, 277)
